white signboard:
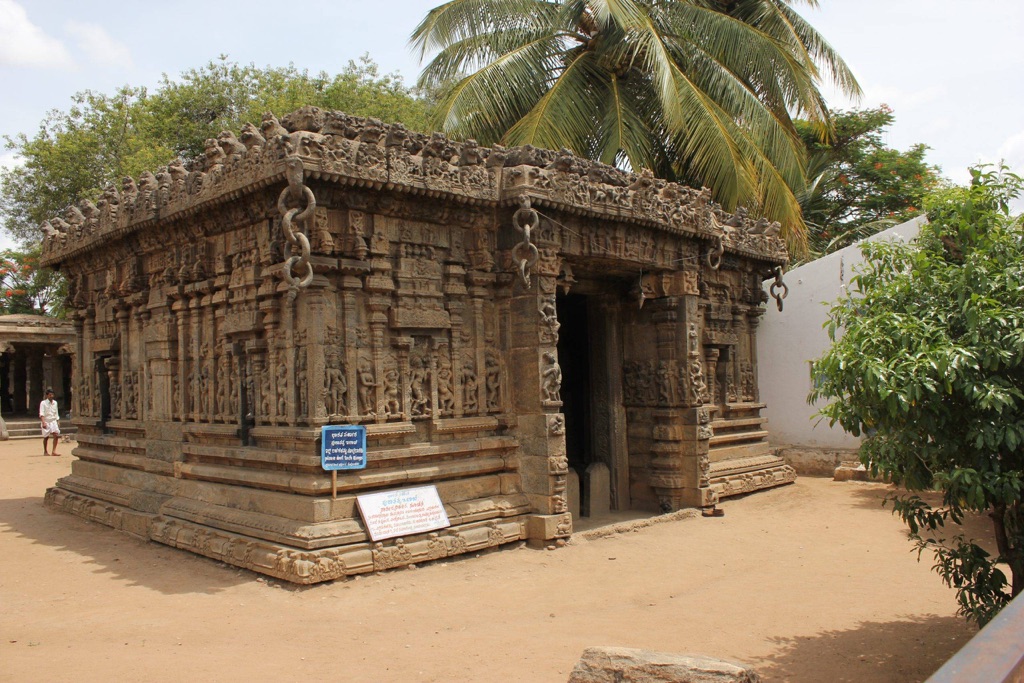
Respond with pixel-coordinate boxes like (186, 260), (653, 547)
(356, 485), (451, 542)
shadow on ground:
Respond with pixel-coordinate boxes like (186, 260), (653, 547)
(756, 614), (976, 683)
(0, 494), (253, 595)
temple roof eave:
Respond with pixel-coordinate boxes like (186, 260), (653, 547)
(39, 109), (789, 271)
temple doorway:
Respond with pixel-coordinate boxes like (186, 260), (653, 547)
(556, 292), (591, 513)
(556, 288), (629, 518)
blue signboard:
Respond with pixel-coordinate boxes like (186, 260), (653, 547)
(321, 425), (367, 471)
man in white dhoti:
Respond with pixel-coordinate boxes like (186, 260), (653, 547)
(39, 388), (60, 456)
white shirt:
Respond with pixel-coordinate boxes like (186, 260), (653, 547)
(39, 398), (59, 422)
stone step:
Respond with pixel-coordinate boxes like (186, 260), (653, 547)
(708, 441), (773, 462)
(3, 418), (77, 440)
(709, 429), (769, 447)
(710, 416), (767, 431)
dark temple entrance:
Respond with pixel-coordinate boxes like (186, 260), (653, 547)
(556, 287), (630, 518)
(556, 292), (592, 511)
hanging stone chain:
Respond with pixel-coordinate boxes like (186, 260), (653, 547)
(277, 157), (316, 299)
(511, 196), (541, 289)
(705, 235), (724, 270)
(769, 265), (788, 312)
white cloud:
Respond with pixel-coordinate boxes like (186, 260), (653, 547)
(997, 130), (1024, 171)
(0, 151), (22, 170)
(64, 21), (133, 68)
(865, 84), (945, 111)
(0, 0), (73, 68)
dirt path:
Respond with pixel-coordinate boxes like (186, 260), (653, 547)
(0, 438), (976, 682)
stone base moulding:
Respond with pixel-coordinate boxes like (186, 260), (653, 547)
(46, 485), (528, 584)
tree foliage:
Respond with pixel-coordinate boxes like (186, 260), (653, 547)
(1, 56), (428, 246)
(412, 0), (861, 251)
(796, 105), (942, 260)
(0, 246), (65, 316)
(810, 166), (1024, 626)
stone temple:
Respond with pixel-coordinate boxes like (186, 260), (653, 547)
(40, 106), (795, 583)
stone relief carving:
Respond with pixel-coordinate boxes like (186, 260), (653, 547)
(541, 352), (562, 404)
(357, 357), (376, 417)
(325, 352), (347, 417)
(462, 356), (478, 414)
(484, 350), (501, 413)
(547, 414), (565, 436)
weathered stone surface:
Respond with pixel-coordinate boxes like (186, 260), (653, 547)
(775, 446), (859, 477)
(583, 462), (610, 516)
(39, 107), (789, 582)
(568, 647), (761, 683)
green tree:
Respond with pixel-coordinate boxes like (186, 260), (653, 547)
(1, 56), (428, 245)
(412, 0), (861, 250)
(810, 166), (1024, 626)
(0, 246), (65, 316)
(795, 105), (942, 260)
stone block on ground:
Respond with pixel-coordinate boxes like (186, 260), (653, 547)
(568, 647), (760, 683)
(583, 462), (610, 516)
(568, 468), (580, 520)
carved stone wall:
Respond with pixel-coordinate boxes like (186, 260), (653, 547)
(40, 107), (790, 583)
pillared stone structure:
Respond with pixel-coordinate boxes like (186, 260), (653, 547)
(40, 106), (794, 583)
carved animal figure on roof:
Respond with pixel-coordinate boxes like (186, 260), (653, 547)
(217, 131), (247, 160)
(203, 138), (225, 169)
(239, 123), (265, 150)
(282, 105), (324, 133)
(167, 159), (188, 186)
(260, 112), (289, 140)
(121, 176), (138, 204)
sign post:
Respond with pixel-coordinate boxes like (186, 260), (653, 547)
(320, 425), (367, 499)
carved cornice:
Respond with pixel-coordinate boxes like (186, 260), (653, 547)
(40, 107), (787, 270)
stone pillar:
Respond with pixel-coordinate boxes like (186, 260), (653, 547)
(512, 267), (572, 546)
(27, 347), (44, 413)
(0, 351), (10, 415)
(589, 296), (630, 510)
(647, 295), (716, 512)
(12, 350), (26, 414)
(115, 307), (131, 419)
(144, 304), (176, 422)
(294, 274), (332, 427)
(339, 275), (362, 420)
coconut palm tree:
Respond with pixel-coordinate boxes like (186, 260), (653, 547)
(412, 0), (860, 250)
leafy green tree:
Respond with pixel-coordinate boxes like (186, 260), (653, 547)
(1, 56), (428, 245)
(0, 246), (65, 316)
(412, 0), (861, 250)
(810, 166), (1024, 626)
(795, 105), (942, 260)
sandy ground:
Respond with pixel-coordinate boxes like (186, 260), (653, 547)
(0, 437), (979, 683)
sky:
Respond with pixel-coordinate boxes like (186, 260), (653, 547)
(1, 0), (1022, 248)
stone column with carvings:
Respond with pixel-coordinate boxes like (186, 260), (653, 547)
(143, 299), (176, 423)
(647, 286), (717, 512)
(510, 244), (572, 547)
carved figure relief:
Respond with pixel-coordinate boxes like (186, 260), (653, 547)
(409, 352), (431, 419)
(122, 371), (137, 419)
(216, 354), (230, 418)
(539, 296), (560, 345)
(547, 413), (565, 436)
(275, 362), (289, 417)
(462, 357), (478, 414)
(295, 349), (308, 418)
(484, 351), (501, 412)
(325, 353), (347, 417)
(689, 359), (709, 406)
(382, 367), (401, 418)
(436, 361), (455, 416)
(357, 358), (376, 417)
(541, 352), (562, 404)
